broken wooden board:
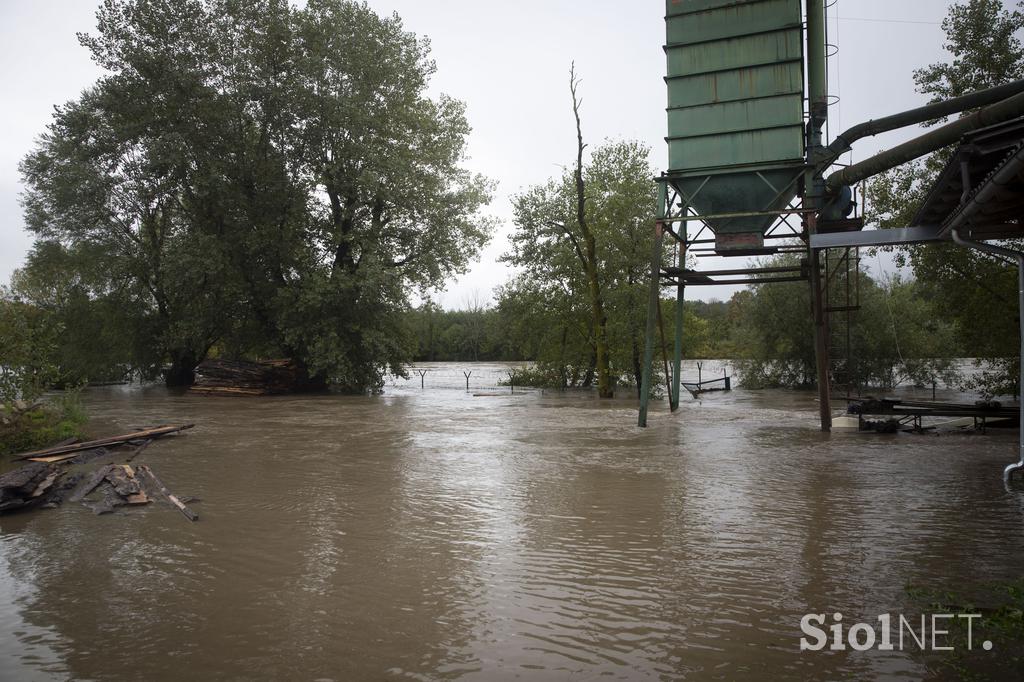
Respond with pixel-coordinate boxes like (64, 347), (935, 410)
(13, 424), (195, 461)
(28, 450), (97, 464)
(69, 465), (116, 503)
(135, 465), (198, 522)
(0, 462), (62, 512)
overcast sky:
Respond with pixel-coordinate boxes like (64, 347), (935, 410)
(0, 1), (962, 307)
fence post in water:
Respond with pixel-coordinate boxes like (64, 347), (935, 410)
(507, 370), (516, 394)
(415, 369), (427, 389)
(464, 370), (472, 391)
(697, 361), (703, 387)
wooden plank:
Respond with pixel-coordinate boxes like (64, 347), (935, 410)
(28, 451), (93, 464)
(125, 440), (152, 463)
(29, 470), (62, 498)
(12, 424), (195, 461)
(69, 465), (116, 502)
(135, 465), (198, 522)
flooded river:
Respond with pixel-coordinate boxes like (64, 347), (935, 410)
(1, 362), (1021, 680)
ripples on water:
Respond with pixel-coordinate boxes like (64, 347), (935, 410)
(0, 361), (1021, 680)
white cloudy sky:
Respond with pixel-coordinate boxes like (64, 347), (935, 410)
(0, 1), (962, 307)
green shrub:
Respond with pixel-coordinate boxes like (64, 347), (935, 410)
(0, 391), (87, 456)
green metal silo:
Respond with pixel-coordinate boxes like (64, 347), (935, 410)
(665, 0), (806, 253)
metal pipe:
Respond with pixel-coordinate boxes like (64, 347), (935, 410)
(827, 90), (1024, 189)
(806, 0), (828, 140)
(950, 229), (1024, 487)
(941, 144), (1024, 237)
(819, 79), (1024, 169)
(639, 183), (668, 427)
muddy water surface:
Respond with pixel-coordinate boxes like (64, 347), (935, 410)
(0, 362), (1021, 680)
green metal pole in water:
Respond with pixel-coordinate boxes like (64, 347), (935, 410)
(670, 225), (685, 411)
(639, 181), (668, 427)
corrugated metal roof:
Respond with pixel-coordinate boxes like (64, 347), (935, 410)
(914, 116), (1024, 239)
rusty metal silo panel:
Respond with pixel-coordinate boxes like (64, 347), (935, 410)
(664, 0), (806, 250)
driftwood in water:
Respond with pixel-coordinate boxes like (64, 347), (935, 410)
(70, 465), (116, 502)
(72, 446), (117, 466)
(13, 424), (194, 461)
(3, 426), (196, 520)
(0, 462), (59, 511)
(190, 358), (325, 396)
(125, 439), (152, 463)
(39, 472), (86, 508)
(86, 481), (130, 515)
(74, 465), (152, 515)
(135, 465), (198, 521)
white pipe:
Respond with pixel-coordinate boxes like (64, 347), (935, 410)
(951, 229), (1024, 488)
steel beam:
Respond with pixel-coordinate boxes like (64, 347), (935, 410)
(671, 233), (686, 411)
(670, 276), (808, 286)
(639, 184), (668, 427)
(806, 0), (831, 432)
(810, 226), (944, 249)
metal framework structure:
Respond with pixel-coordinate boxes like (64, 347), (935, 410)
(809, 114), (1024, 485)
(641, 0), (1023, 485)
(640, 0), (834, 428)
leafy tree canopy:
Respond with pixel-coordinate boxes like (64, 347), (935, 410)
(18, 0), (493, 391)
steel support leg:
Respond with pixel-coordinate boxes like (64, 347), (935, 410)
(639, 184), (668, 427)
(809, 248), (832, 431)
(671, 281), (685, 411)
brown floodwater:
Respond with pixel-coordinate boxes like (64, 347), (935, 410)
(1, 361), (1021, 680)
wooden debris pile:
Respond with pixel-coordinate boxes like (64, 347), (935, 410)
(71, 463), (198, 520)
(1, 424), (199, 521)
(190, 358), (316, 396)
(0, 461), (71, 512)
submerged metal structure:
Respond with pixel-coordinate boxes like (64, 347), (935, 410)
(640, 0), (1024, 485)
(640, 0), (832, 426)
(638, 0), (1024, 483)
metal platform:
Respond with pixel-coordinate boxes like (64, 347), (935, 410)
(844, 397), (1019, 431)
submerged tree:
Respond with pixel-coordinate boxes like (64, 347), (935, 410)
(503, 66), (616, 397)
(19, 0), (492, 390)
(502, 130), (660, 393)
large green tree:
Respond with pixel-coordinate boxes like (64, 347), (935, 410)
(18, 0), (492, 390)
(502, 138), (681, 394)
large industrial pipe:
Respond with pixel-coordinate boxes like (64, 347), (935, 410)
(806, 0), (827, 138)
(827, 90), (1024, 189)
(950, 229), (1024, 488)
(819, 79), (1024, 170)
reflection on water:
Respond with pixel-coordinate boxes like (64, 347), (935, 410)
(0, 361), (1021, 680)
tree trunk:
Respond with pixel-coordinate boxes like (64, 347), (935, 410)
(632, 337), (643, 399)
(570, 65), (613, 398)
(164, 351), (200, 387)
(582, 352), (596, 388)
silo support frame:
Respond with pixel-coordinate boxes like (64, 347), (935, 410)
(809, 231), (833, 431)
(672, 246), (686, 412)
(639, 183), (669, 427)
